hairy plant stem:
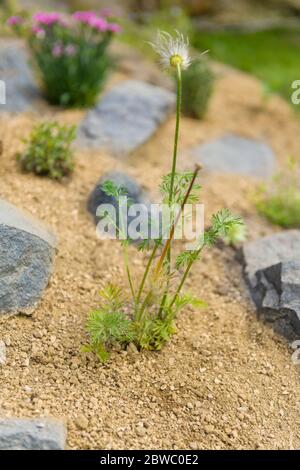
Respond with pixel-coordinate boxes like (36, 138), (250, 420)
(134, 64), (183, 321)
(119, 198), (135, 303)
(155, 165), (201, 277)
(169, 246), (204, 309)
(124, 244), (136, 303)
(158, 64), (182, 315)
(135, 243), (159, 317)
(138, 164), (200, 321)
(167, 63), (182, 269)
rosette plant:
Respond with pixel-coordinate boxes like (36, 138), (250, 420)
(8, 11), (121, 107)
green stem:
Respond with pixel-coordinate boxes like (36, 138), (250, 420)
(154, 165), (201, 277)
(169, 247), (203, 309)
(135, 243), (159, 309)
(167, 63), (182, 269)
(124, 244), (136, 303)
(158, 64), (182, 316)
(136, 290), (151, 323)
(119, 198), (135, 303)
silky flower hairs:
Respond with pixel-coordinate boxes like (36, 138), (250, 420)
(149, 30), (192, 70)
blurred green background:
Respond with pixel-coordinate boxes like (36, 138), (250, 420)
(1, 0), (300, 106)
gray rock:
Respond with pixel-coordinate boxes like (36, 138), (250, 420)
(0, 199), (56, 315)
(241, 230), (300, 339)
(0, 40), (40, 113)
(77, 80), (175, 156)
(191, 134), (276, 178)
(88, 171), (159, 242)
(0, 418), (66, 450)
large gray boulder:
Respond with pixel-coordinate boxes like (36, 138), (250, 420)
(0, 418), (66, 450)
(0, 199), (56, 315)
(0, 41), (40, 113)
(191, 134), (276, 178)
(241, 230), (300, 339)
(77, 80), (175, 156)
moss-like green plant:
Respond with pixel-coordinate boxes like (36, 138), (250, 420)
(255, 158), (300, 228)
(18, 121), (76, 180)
(180, 58), (214, 119)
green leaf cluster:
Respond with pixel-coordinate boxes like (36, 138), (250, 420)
(17, 121), (76, 180)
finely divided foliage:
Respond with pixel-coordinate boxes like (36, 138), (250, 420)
(17, 121), (76, 180)
(84, 31), (244, 362)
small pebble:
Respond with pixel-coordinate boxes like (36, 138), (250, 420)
(33, 330), (43, 339)
(189, 442), (198, 450)
(136, 426), (146, 437)
(75, 415), (89, 430)
(0, 341), (6, 365)
(127, 343), (138, 354)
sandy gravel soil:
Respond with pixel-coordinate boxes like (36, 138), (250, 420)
(0, 56), (299, 449)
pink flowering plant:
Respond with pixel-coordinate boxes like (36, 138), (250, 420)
(8, 11), (121, 107)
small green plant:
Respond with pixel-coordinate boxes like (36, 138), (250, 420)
(255, 158), (300, 228)
(8, 11), (120, 107)
(18, 121), (76, 180)
(180, 58), (214, 119)
(84, 31), (243, 362)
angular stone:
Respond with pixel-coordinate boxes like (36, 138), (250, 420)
(0, 41), (40, 113)
(77, 80), (175, 156)
(0, 199), (56, 315)
(0, 418), (66, 450)
(191, 134), (276, 178)
(241, 230), (300, 339)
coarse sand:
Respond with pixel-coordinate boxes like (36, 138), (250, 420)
(0, 56), (299, 449)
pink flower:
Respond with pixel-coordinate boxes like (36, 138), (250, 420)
(89, 17), (108, 32)
(72, 11), (97, 23)
(64, 44), (77, 57)
(33, 12), (61, 26)
(107, 23), (121, 33)
(7, 15), (23, 26)
(52, 43), (63, 58)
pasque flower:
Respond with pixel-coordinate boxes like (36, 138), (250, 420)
(149, 30), (192, 70)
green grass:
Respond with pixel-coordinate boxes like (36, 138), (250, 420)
(193, 28), (300, 103)
(256, 192), (300, 228)
(254, 159), (300, 228)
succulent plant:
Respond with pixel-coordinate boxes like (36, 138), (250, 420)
(181, 58), (214, 119)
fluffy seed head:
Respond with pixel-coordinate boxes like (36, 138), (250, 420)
(149, 30), (192, 70)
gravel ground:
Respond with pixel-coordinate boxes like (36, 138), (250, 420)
(0, 59), (299, 449)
